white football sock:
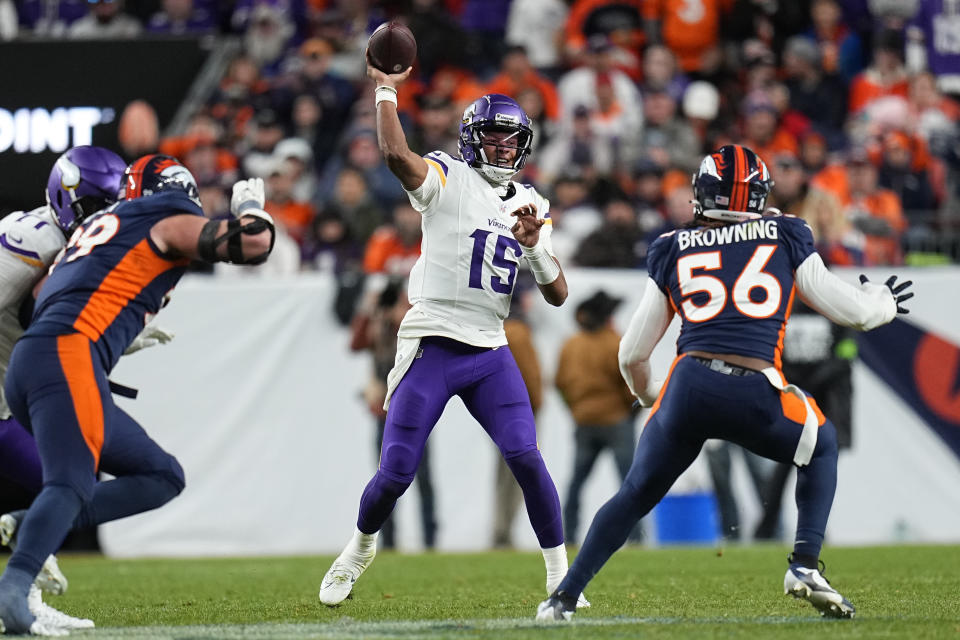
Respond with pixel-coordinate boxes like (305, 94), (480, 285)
(542, 543), (568, 594)
(341, 528), (378, 564)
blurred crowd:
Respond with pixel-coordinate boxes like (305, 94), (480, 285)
(4, 0), (960, 279)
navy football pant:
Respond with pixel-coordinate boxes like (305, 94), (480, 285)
(559, 354), (838, 597)
(357, 336), (564, 548)
(1, 333), (184, 583)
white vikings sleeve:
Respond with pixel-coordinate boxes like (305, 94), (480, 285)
(794, 253), (897, 331)
(0, 206), (66, 418)
(0, 207), (65, 309)
(405, 151), (451, 216)
(618, 278), (674, 406)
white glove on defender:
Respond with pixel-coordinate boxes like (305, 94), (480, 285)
(230, 178), (265, 217)
(124, 325), (175, 355)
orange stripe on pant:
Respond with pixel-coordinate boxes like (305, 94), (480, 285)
(645, 353), (688, 424)
(57, 333), (105, 469)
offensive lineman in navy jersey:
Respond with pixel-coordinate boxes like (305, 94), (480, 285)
(537, 145), (914, 622)
(0, 155), (275, 636)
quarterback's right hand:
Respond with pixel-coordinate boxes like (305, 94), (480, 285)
(365, 48), (412, 85)
(859, 274), (914, 314)
(230, 178), (265, 217)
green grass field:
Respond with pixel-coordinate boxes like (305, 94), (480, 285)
(5, 545), (959, 639)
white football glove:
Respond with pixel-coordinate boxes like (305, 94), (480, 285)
(230, 178), (265, 217)
(124, 325), (175, 355)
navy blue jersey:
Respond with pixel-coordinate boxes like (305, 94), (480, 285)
(647, 214), (816, 368)
(28, 190), (203, 372)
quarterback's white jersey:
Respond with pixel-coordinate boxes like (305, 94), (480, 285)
(0, 207), (66, 418)
(400, 150), (555, 347)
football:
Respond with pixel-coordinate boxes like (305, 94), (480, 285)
(367, 21), (417, 74)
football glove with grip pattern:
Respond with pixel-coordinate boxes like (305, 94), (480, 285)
(859, 274), (914, 314)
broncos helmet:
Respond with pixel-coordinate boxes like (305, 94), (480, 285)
(46, 145), (127, 234)
(122, 154), (201, 207)
(692, 144), (773, 223)
(458, 93), (533, 184)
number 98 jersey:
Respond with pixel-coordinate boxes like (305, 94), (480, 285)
(28, 190), (204, 372)
(399, 150), (554, 348)
(646, 214), (816, 368)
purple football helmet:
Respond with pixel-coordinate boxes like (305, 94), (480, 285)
(458, 94), (533, 184)
(46, 145), (127, 234)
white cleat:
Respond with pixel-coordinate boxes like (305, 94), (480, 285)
(784, 564), (855, 619)
(535, 591), (576, 622)
(575, 593), (591, 609)
(0, 513), (68, 595)
(28, 585), (94, 630)
(318, 551), (376, 606)
(28, 619), (71, 637)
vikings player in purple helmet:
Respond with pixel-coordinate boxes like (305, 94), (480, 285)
(318, 58), (583, 607)
(536, 145), (913, 622)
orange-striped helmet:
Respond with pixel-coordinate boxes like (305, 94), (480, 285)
(121, 154), (200, 206)
(692, 144), (773, 222)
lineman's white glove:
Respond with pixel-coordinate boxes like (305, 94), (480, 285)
(230, 178), (265, 217)
(124, 325), (175, 355)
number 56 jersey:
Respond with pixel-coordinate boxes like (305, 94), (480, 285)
(398, 150), (554, 348)
(646, 214), (817, 368)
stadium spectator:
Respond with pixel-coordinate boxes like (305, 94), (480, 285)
(67, 0), (141, 38)
(907, 0), (960, 98)
(573, 197), (644, 268)
(273, 137), (318, 202)
(638, 88), (700, 174)
(543, 170), (603, 263)
(562, 0), (645, 72)
(739, 90), (799, 167)
(242, 109), (287, 179)
(556, 289), (640, 544)
(848, 28), (910, 114)
(492, 273), (543, 549)
(117, 101), (160, 161)
(362, 202), (422, 278)
(768, 152), (816, 217)
(407, 0), (471, 77)
(805, 0), (864, 82)
(407, 95), (460, 158)
(273, 37), (358, 168)
(782, 35), (848, 140)
(207, 55), (269, 145)
(16, 0), (87, 36)
(811, 146), (907, 265)
(485, 46), (561, 124)
(640, 45), (688, 103)
(319, 128), (407, 211)
(682, 80), (722, 152)
(705, 440), (772, 541)
(147, 0), (216, 35)
(458, 0), (513, 76)
(878, 130), (938, 226)
(315, 166), (385, 265)
(504, 0), (569, 73)
(241, 3), (296, 77)
(740, 39), (778, 93)
(643, 0), (731, 74)
(262, 159), (315, 252)
(557, 35), (644, 132)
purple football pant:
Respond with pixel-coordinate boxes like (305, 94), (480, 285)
(0, 416), (42, 496)
(357, 336), (563, 548)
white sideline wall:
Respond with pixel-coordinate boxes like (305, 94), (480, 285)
(101, 267), (960, 556)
